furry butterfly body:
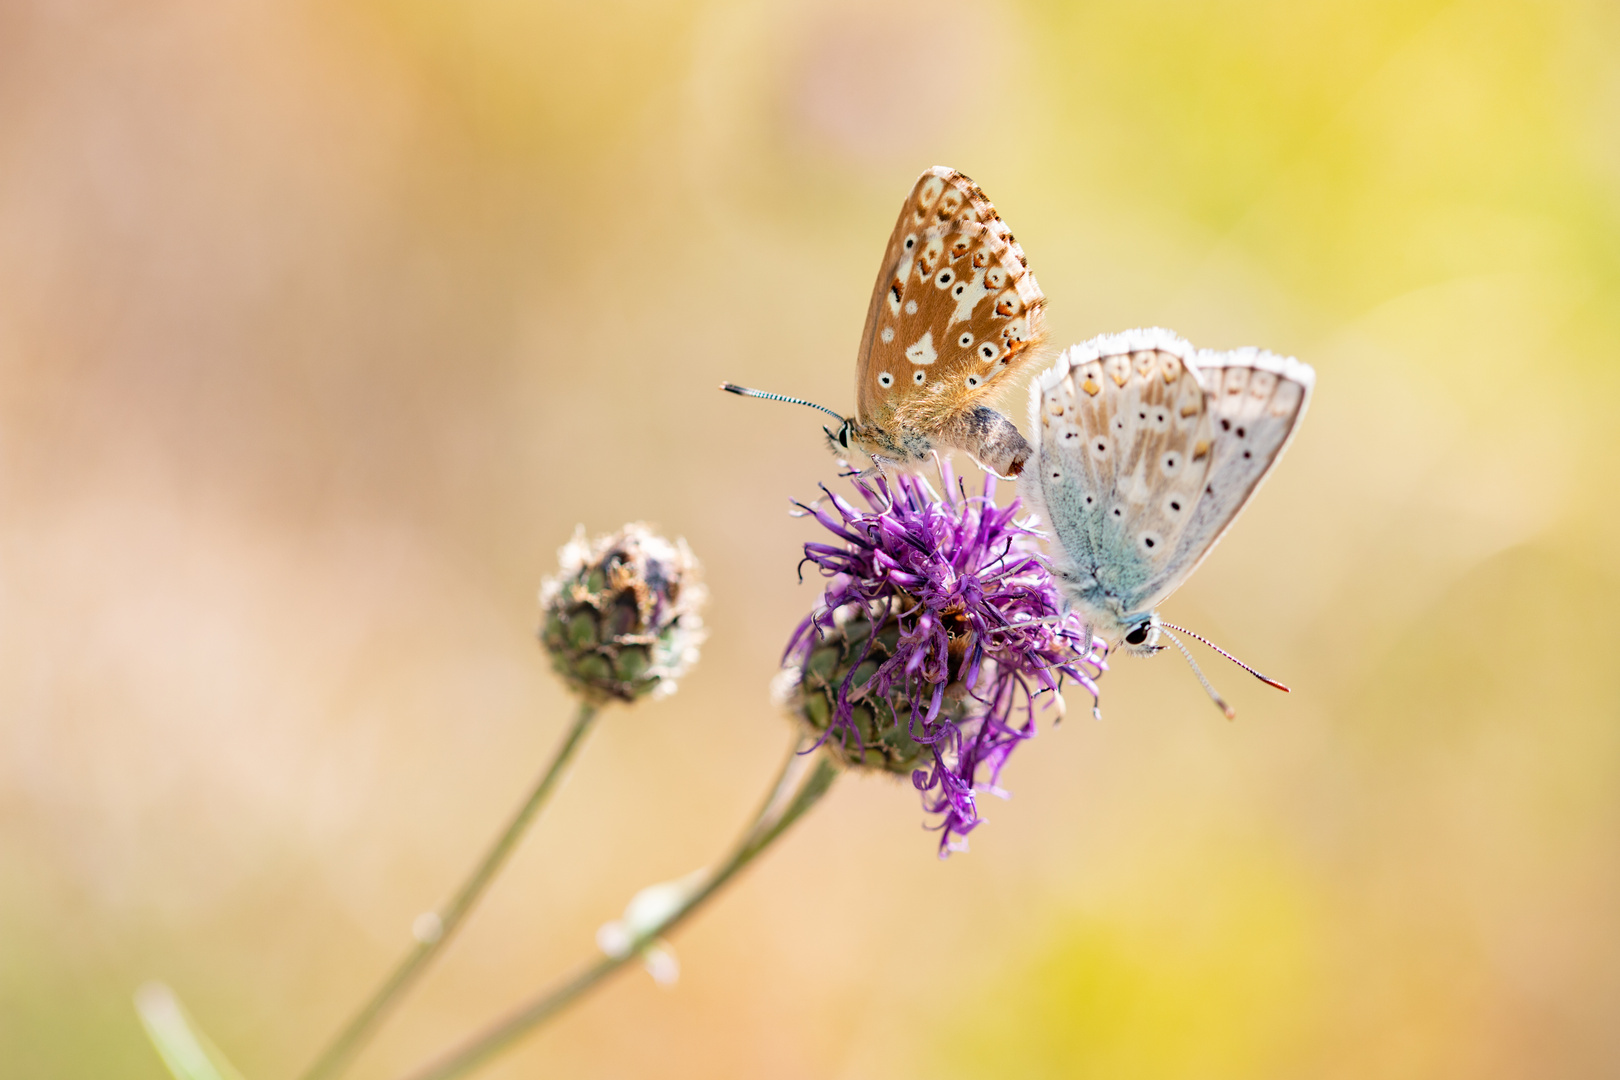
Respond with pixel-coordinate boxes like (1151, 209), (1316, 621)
(1021, 328), (1314, 657)
(723, 166), (1047, 477)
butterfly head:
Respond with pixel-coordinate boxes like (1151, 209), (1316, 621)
(1046, 563), (1162, 655)
(1119, 613), (1164, 657)
(824, 417), (856, 455)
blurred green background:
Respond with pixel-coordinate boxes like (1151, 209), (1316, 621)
(3, 0), (1617, 1076)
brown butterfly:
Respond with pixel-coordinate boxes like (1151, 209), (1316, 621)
(724, 166), (1047, 476)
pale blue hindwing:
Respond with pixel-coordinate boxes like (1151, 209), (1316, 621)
(1021, 328), (1314, 642)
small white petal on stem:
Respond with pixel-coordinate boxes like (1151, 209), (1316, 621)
(596, 869), (708, 980)
(641, 941), (680, 986)
(595, 920), (632, 959)
(411, 912), (444, 945)
(622, 868), (708, 937)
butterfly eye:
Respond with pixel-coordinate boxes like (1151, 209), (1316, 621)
(913, 371), (926, 385)
(958, 332), (973, 348)
(878, 372), (894, 387)
(1125, 623), (1152, 646)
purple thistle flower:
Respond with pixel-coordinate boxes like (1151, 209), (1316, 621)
(777, 460), (1107, 856)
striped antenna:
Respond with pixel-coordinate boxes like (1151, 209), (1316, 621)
(720, 383), (847, 425)
(1160, 621), (1290, 693)
(1158, 628), (1237, 720)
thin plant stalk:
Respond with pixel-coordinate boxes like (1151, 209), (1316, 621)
(299, 700), (603, 1080)
(396, 742), (840, 1080)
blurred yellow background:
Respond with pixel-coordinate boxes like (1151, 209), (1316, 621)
(3, 1), (1618, 1076)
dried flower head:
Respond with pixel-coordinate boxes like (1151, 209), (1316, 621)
(540, 524), (706, 703)
(777, 462), (1107, 855)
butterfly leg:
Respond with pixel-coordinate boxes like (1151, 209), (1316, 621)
(861, 464), (897, 513)
(836, 459), (890, 482)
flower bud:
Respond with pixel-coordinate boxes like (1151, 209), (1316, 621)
(539, 524), (706, 704)
(775, 606), (972, 775)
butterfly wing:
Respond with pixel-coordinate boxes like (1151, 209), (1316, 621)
(853, 167), (1046, 465)
(1173, 344), (1315, 601)
(1024, 328), (1313, 633)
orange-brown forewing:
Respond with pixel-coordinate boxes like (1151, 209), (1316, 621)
(854, 167), (1047, 436)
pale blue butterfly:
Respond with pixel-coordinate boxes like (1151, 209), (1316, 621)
(1020, 328), (1315, 716)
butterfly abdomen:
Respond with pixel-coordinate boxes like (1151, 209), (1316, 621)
(942, 404), (1031, 476)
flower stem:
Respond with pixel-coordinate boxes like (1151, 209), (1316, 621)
(298, 700), (603, 1080)
(395, 743), (840, 1080)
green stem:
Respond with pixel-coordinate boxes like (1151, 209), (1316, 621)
(396, 745), (839, 1080)
(298, 700), (603, 1080)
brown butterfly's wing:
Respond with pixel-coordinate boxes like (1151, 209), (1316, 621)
(853, 167), (1046, 465)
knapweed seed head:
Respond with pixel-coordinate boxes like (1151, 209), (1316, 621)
(540, 523), (706, 704)
(777, 605), (967, 774)
(777, 462), (1107, 855)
